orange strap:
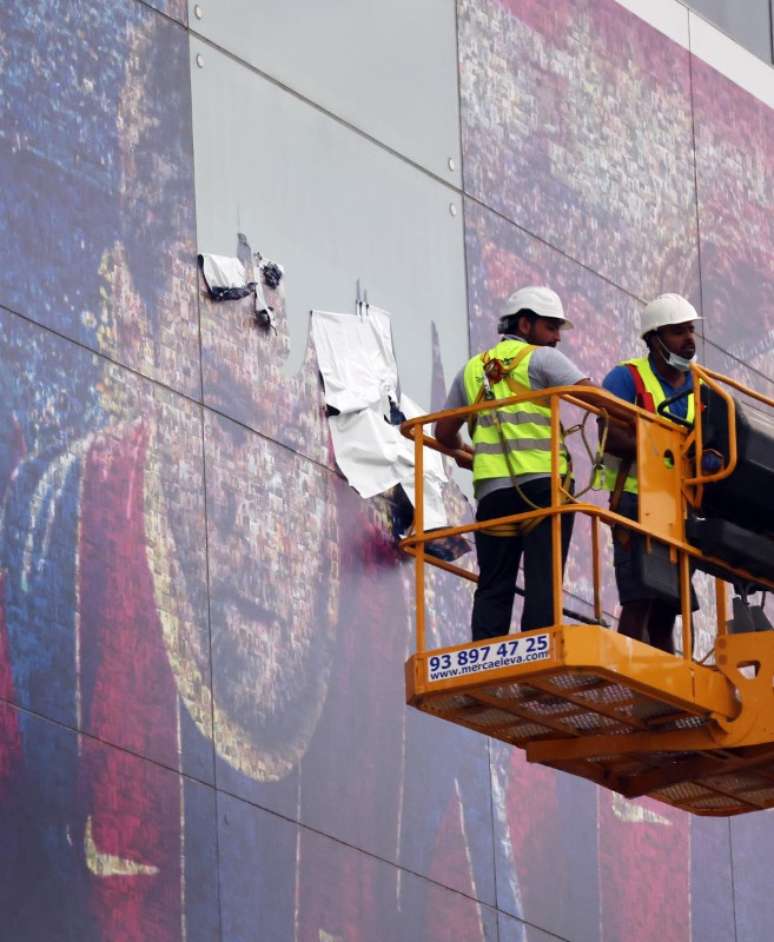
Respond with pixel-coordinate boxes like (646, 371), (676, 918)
(626, 363), (655, 413)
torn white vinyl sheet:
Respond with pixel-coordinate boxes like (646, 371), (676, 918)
(327, 394), (448, 530)
(311, 309), (448, 529)
(311, 308), (399, 414)
(199, 253), (247, 291)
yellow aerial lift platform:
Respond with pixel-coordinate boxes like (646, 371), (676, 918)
(400, 366), (774, 816)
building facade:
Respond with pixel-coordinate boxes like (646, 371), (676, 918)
(0, 0), (772, 939)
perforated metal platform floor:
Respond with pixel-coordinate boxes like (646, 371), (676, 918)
(406, 626), (774, 816)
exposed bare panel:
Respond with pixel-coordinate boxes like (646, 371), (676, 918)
(191, 39), (469, 420)
(188, 0), (461, 183)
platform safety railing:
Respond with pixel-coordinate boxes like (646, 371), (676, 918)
(399, 373), (773, 664)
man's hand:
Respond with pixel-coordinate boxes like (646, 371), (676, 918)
(454, 443), (474, 471)
(434, 415), (473, 471)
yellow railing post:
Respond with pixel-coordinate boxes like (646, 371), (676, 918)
(399, 377), (774, 660)
(414, 426), (426, 653)
(591, 515), (602, 624)
(679, 550), (692, 660)
(715, 578), (728, 638)
(550, 394), (563, 627)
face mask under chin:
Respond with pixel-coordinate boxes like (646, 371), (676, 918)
(656, 335), (695, 372)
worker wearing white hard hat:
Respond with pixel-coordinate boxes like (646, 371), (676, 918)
(497, 285), (574, 332)
(435, 285), (591, 641)
(599, 293), (703, 653)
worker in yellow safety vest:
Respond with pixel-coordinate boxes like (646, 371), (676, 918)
(600, 293), (702, 653)
(435, 286), (592, 641)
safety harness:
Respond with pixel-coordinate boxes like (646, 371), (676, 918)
(609, 363), (651, 513)
(468, 344), (574, 537)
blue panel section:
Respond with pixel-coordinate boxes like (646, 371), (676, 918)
(218, 794), (499, 941)
(217, 793), (297, 940)
(731, 811), (774, 942)
(0, 307), (213, 783)
(692, 817), (735, 942)
(0, 0), (199, 397)
(0, 701), (219, 941)
(148, 0), (188, 24)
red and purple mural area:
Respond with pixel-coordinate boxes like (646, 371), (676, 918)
(0, 0), (772, 940)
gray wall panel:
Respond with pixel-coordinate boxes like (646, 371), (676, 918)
(188, 0), (461, 183)
(687, 0), (772, 62)
(192, 39), (468, 416)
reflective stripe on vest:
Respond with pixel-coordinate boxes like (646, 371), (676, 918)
(462, 339), (568, 484)
(600, 357), (695, 495)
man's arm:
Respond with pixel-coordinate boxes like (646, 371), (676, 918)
(529, 346), (592, 390)
(602, 420), (636, 458)
(598, 365), (637, 457)
(434, 415), (473, 470)
(434, 368), (474, 470)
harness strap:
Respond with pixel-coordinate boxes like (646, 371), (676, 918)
(607, 364), (654, 509)
(471, 342), (570, 535)
(467, 343), (534, 437)
(625, 362), (655, 413)
(609, 457), (633, 515)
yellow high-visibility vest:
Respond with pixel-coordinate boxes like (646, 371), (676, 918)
(601, 356), (695, 495)
(463, 339), (568, 485)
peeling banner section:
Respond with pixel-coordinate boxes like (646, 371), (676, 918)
(311, 308), (399, 415)
(311, 309), (448, 530)
(198, 254), (252, 301)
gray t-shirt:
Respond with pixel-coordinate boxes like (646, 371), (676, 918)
(443, 336), (586, 500)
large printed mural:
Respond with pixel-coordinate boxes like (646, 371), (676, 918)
(691, 53), (774, 394)
(0, 0), (772, 940)
(458, 0), (700, 306)
(0, 2), (213, 938)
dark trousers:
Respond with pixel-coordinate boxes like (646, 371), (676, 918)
(472, 479), (574, 641)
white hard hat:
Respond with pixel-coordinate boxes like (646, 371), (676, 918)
(501, 285), (573, 329)
(640, 293), (701, 338)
